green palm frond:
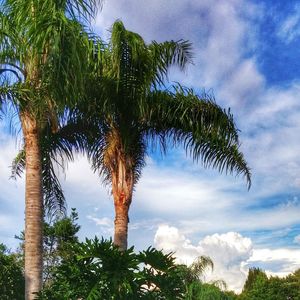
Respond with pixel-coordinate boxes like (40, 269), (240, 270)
(143, 87), (251, 188)
(209, 279), (227, 290)
(149, 39), (193, 86)
(11, 146), (66, 218)
(64, 0), (103, 22)
(179, 255), (214, 286)
(190, 256), (214, 279)
(41, 118), (90, 216)
(10, 116), (90, 217)
(1, 0), (103, 218)
(109, 20), (193, 91)
(42, 153), (66, 218)
(77, 20), (251, 196)
(1, 0), (102, 113)
(10, 149), (25, 179)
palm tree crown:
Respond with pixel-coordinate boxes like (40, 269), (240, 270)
(79, 21), (251, 250)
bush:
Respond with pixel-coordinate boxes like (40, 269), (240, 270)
(37, 238), (185, 299)
(0, 243), (25, 300)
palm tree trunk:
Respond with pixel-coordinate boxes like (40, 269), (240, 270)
(113, 199), (130, 250)
(21, 113), (43, 300)
(112, 157), (134, 251)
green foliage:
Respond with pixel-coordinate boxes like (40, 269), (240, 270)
(83, 20), (251, 189)
(184, 281), (238, 300)
(43, 208), (81, 283)
(0, 243), (24, 300)
(15, 208), (81, 285)
(37, 238), (185, 299)
(181, 255), (214, 284)
(239, 268), (300, 300)
(242, 267), (268, 293)
(178, 256), (237, 300)
(1, 0), (103, 218)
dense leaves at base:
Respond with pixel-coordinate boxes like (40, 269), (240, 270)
(0, 244), (24, 300)
(43, 208), (81, 283)
(239, 268), (300, 300)
(1, 212), (300, 299)
(184, 282), (237, 300)
(37, 238), (185, 299)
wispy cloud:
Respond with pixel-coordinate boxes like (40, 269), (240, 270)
(277, 4), (300, 43)
(294, 234), (300, 244)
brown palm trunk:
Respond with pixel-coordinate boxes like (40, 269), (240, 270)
(114, 196), (130, 251)
(21, 113), (43, 300)
(112, 157), (134, 251)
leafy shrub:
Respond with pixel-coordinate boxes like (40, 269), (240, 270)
(37, 238), (185, 299)
(0, 243), (25, 300)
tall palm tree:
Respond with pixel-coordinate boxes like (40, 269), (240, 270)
(0, 0), (100, 298)
(82, 21), (251, 250)
(11, 20), (251, 255)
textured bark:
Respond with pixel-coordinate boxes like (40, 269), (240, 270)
(114, 199), (130, 251)
(111, 154), (134, 251)
(21, 113), (43, 300)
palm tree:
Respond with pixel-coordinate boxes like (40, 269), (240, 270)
(11, 20), (251, 256)
(0, 0), (100, 298)
(81, 21), (251, 250)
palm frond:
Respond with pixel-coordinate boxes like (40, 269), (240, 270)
(83, 21), (250, 193)
(190, 256), (214, 279)
(65, 0), (103, 22)
(143, 87), (251, 188)
(42, 153), (67, 218)
(149, 39), (193, 86)
(10, 115), (90, 218)
(10, 148), (25, 179)
(209, 279), (227, 290)
(10, 145), (66, 218)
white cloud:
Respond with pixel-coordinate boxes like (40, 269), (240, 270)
(277, 4), (300, 43)
(154, 225), (252, 292)
(294, 234), (300, 244)
(154, 225), (300, 293)
(56, 149), (300, 244)
(87, 215), (113, 227)
(218, 59), (265, 108)
(86, 215), (114, 236)
(0, 133), (24, 248)
(132, 159), (300, 237)
(249, 247), (300, 277)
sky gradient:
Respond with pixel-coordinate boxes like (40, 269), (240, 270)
(1, 0), (300, 292)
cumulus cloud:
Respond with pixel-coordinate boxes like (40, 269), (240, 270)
(154, 225), (252, 292)
(154, 225), (300, 293)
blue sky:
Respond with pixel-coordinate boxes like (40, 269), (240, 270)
(1, 0), (300, 292)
